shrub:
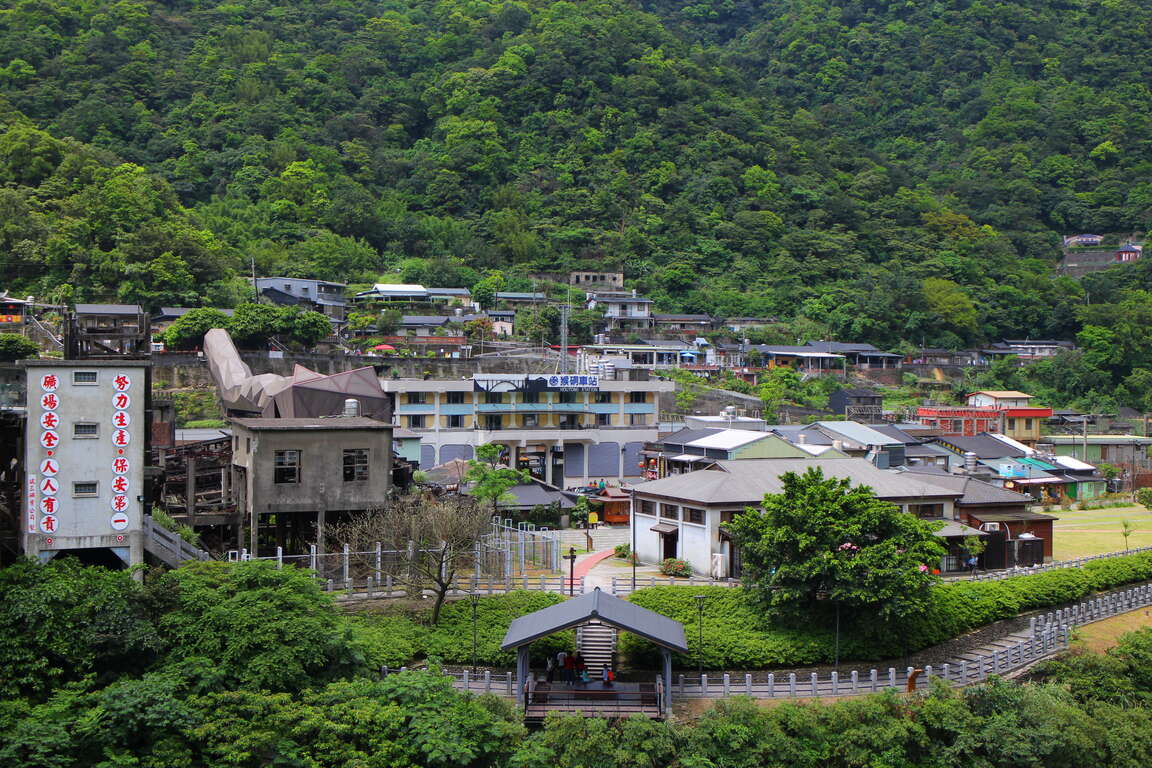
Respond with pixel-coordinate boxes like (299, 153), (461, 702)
(660, 558), (692, 577)
(614, 543), (631, 559)
(623, 552), (1152, 669)
(0, 333), (38, 361)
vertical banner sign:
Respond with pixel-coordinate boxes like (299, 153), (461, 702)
(26, 475), (36, 533)
(39, 372), (61, 534)
(110, 373), (132, 531)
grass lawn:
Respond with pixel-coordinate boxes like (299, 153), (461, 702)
(1071, 607), (1152, 654)
(1053, 506), (1152, 559)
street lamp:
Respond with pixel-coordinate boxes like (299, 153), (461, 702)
(693, 594), (708, 677)
(564, 546), (578, 596)
(630, 494), (637, 591)
(469, 591), (480, 673)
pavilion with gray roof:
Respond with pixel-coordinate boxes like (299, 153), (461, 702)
(501, 587), (687, 711)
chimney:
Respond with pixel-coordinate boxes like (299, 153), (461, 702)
(454, 307), (463, 317)
(798, 433), (807, 444)
(343, 398), (361, 417)
(964, 451), (977, 473)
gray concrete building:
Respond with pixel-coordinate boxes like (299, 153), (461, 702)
(230, 417), (393, 556)
(22, 360), (148, 568)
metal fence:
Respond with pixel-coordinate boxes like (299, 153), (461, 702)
(610, 575), (742, 596)
(962, 545), (1152, 582)
(478, 518), (564, 580)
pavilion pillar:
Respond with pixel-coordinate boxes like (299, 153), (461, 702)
(516, 645), (531, 708)
(661, 648), (673, 713)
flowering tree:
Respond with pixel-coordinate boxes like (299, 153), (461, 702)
(728, 468), (946, 626)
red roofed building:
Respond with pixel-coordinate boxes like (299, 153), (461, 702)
(916, 391), (1052, 445)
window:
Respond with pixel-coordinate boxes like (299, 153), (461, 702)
(73, 371), (98, 385)
(685, 508), (705, 525)
(660, 504), (680, 520)
(559, 391), (577, 404)
(522, 391), (539, 404)
(73, 422), (98, 438)
(720, 510), (738, 524)
(73, 481), (98, 496)
(629, 392), (647, 403)
(274, 450), (300, 484)
(301, 286), (309, 295)
(522, 414), (538, 428)
(639, 500), (657, 517)
(596, 413), (611, 426)
(1024, 418), (1034, 430)
(246, 437), (251, 453)
(447, 414), (464, 428)
(485, 392), (503, 404)
(629, 413), (647, 425)
(484, 414), (502, 430)
(409, 415), (426, 429)
(1007, 418), (1017, 431)
(909, 503), (944, 519)
(595, 392), (612, 404)
(343, 449), (369, 482)
(408, 392), (427, 404)
(446, 391), (465, 404)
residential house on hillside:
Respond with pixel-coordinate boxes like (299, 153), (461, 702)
(750, 345), (844, 375)
(981, 340), (1075, 362)
(494, 291), (547, 308)
(804, 341), (903, 369)
(1045, 434), (1152, 470)
(725, 317), (780, 331)
(570, 271), (624, 289)
(651, 314), (717, 335)
(1117, 241), (1143, 263)
(1064, 234), (1104, 247)
(587, 292), (654, 334)
(254, 277), (347, 323)
(630, 458), (964, 577)
(829, 388), (883, 421)
(917, 390), (1052, 444)
(640, 428), (842, 479)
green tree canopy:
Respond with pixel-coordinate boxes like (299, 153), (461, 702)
(729, 468), (946, 625)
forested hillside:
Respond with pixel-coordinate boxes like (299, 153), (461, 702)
(1, 0), (1151, 349)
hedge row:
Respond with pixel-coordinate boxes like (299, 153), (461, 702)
(622, 551), (1152, 669)
(349, 591), (574, 668)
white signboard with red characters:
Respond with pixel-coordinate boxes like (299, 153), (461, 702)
(25, 364), (146, 553)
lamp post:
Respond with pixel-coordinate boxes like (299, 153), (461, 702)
(564, 546), (578, 596)
(469, 591), (480, 673)
(816, 587), (841, 670)
(693, 594), (707, 677)
(630, 494), (637, 592)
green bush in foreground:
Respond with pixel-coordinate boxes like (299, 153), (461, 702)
(623, 552), (1152, 668)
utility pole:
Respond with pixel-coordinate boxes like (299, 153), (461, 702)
(559, 303), (570, 374)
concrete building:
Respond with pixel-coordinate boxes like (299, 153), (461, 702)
(22, 360), (148, 568)
(230, 417), (393, 556)
(630, 458), (963, 577)
(254, 278), (347, 323)
(917, 391), (1053, 444)
(379, 373), (673, 485)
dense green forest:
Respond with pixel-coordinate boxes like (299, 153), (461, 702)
(1, 0), (1151, 351)
(5, 558), (1152, 767)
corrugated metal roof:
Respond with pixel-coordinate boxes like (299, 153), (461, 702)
(501, 587), (688, 652)
(75, 303), (144, 314)
(685, 430), (771, 450)
(811, 421), (904, 446)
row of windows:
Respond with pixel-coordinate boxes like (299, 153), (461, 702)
(273, 449), (371, 484)
(638, 500), (705, 525)
(409, 413), (649, 429)
(406, 391), (648, 404)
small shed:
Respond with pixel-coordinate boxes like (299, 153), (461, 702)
(501, 587), (687, 713)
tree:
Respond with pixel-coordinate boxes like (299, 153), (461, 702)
(227, 302), (287, 348)
(284, 308), (333, 348)
(1136, 488), (1152, 511)
(0, 333), (37, 361)
(162, 307), (231, 350)
(465, 443), (530, 514)
(328, 495), (493, 624)
(728, 468), (946, 625)
(1122, 519), (1136, 552)
(471, 273), (506, 310)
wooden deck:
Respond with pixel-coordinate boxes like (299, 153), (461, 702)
(524, 682), (663, 721)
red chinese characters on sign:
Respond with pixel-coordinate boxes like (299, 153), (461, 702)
(112, 457), (129, 475)
(40, 459), (58, 476)
(110, 513), (129, 531)
(40, 412), (59, 430)
(110, 495), (128, 513)
(40, 477), (59, 496)
(39, 496), (58, 515)
(40, 393), (59, 411)
(111, 476), (129, 494)
(39, 515), (58, 534)
(113, 374), (131, 392)
(40, 430), (59, 448)
(111, 429), (131, 447)
(112, 392), (131, 410)
(40, 374), (59, 392)
(112, 411), (131, 428)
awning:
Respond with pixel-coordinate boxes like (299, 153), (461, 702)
(650, 522), (679, 535)
(933, 521), (989, 538)
(668, 453), (708, 462)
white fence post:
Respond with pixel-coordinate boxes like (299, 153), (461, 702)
(851, 670), (858, 693)
(888, 668), (896, 689)
(870, 669), (878, 692)
(789, 673), (797, 696)
(810, 672), (818, 696)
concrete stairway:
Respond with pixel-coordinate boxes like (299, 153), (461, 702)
(557, 526), (632, 551)
(143, 516), (211, 568)
(577, 619), (617, 676)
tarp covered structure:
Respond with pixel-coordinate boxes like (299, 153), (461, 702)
(204, 328), (390, 419)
